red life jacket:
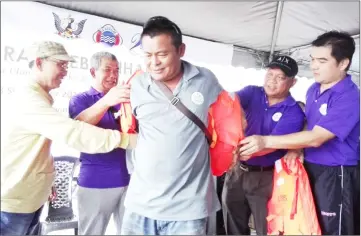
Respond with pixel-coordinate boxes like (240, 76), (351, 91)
(120, 73), (246, 176)
(207, 91), (246, 176)
(267, 158), (321, 235)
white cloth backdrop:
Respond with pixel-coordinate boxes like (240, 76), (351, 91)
(1, 1), (234, 157)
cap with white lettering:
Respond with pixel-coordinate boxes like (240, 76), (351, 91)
(267, 55), (298, 77)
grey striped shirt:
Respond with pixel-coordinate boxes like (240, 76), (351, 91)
(124, 60), (222, 221)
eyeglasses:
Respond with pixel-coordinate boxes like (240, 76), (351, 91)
(43, 58), (69, 70)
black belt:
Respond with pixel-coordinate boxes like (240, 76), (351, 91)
(239, 162), (274, 172)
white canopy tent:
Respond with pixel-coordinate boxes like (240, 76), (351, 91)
(39, 1), (360, 86)
(1, 2), (358, 234)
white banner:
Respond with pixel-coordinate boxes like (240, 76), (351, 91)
(1, 1), (234, 157)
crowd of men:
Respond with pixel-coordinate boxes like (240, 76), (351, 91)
(1, 15), (359, 236)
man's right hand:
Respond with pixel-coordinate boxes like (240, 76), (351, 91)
(102, 84), (131, 107)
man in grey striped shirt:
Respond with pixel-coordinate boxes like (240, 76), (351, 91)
(121, 16), (222, 235)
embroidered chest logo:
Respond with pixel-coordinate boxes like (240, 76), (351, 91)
(191, 92), (204, 105)
(319, 103), (328, 116)
(272, 112), (283, 122)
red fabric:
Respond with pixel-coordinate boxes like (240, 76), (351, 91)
(267, 158), (321, 235)
(119, 70), (143, 134)
(207, 91), (246, 176)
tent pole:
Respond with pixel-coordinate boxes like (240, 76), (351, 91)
(268, 1), (284, 63)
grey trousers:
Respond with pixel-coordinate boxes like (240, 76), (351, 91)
(221, 163), (273, 235)
(77, 186), (128, 235)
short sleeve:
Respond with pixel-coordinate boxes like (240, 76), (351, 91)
(316, 93), (360, 141)
(236, 85), (257, 110)
(68, 94), (91, 119)
(130, 73), (145, 117)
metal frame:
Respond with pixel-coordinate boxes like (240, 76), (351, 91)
(268, 1), (284, 63)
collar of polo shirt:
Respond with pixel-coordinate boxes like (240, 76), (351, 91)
(327, 74), (353, 93)
(147, 60), (200, 85)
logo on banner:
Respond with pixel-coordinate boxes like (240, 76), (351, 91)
(52, 12), (87, 39)
(129, 33), (142, 55)
(93, 24), (123, 47)
(130, 33), (141, 50)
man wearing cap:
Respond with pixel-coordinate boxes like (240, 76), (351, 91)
(222, 55), (305, 235)
(0, 41), (136, 235)
(238, 31), (360, 235)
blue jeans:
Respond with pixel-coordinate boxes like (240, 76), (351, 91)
(1, 207), (43, 235)
(120, 210), (208, 235)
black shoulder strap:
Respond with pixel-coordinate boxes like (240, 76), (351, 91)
(154, 80), (212, 145)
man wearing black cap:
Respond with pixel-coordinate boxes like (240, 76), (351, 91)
(237, 31), (360, 235)
(222, 55), (305, 235)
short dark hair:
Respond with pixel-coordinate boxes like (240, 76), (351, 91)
(141, 16), (182, 48)
(311, 31), (355, 71)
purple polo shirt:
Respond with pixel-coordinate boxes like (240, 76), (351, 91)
(304, 75), (360, 166)
(237, 86), (305, 167)
(68, 87), (130, 188)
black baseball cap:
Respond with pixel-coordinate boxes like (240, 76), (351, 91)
(267, 55), (298, 77)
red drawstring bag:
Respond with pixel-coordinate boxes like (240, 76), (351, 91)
(207, 91), (246, 176)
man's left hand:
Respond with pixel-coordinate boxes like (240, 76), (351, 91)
(238, 135), (266, 156)
(284, 149), (304, 169)
(230, 147), (252, 171)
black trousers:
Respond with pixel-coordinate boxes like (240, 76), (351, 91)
(216, 174), (227, 235)
(221, 163), (273, 235)
(304, 161), (360, 235)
